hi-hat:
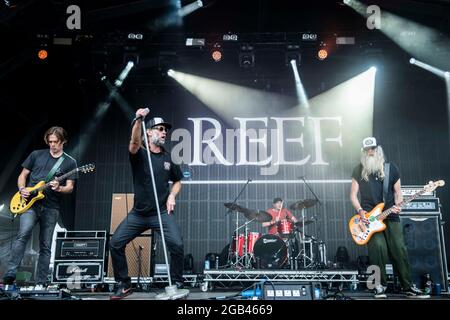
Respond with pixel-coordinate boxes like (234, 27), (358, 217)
(289, 199), (318, 211)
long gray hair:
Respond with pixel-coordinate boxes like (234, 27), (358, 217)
(361, 146), (386, 181)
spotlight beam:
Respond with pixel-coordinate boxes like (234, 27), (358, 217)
(72, 62), (135, 157)
(290, 59), (310, 108)
(345, 0), (450, 70)
(149, 0), (205, 31)
(410, 57), (447, 79)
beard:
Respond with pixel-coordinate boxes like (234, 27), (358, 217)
(361, 148), (385, 181)
(151, 135), (165, 147)
(364, 156), (382, 175)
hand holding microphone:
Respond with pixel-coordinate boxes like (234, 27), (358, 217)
(134, 108), (150, 122)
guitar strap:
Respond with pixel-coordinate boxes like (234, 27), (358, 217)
(383, 163), (390, 203)
(368, 162), (390, 205)
(45, 153), (66, 182)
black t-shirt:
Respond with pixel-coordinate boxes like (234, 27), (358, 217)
(129, 147), (183, 215)
(351, 163), (401, 221)
(22, 149), (78, 209)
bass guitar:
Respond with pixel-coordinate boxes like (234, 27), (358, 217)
(349, 180), (445, 245)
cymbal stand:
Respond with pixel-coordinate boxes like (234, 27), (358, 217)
(226, 179), (251, 269)
(297, 208), (314, 268)
(227, 220), (247, 268)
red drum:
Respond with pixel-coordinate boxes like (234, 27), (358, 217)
(231, 233), (245, 256)
(277, 219), (293, 237)
(247, 232), (261, 254)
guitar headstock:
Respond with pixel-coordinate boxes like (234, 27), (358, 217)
(79, 163), (95, 174)
(423, 180), (445, 193)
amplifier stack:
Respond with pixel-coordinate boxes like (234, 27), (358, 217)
(52, 230), (107, 285)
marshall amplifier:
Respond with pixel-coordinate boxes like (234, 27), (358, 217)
(52, 261), (103, 283)
(54, 231), (106, 260)
(52, 231), (106, 285)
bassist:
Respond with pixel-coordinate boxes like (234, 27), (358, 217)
(350, 137), (428, 298)
(2, 126), (78, 286)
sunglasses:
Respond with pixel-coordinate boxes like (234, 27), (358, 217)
(152, 126), (169, 133)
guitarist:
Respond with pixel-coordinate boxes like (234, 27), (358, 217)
(2, 126), (78, 287)
(350, 137), (428, 298)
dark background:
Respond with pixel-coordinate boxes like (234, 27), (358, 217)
(0, 0), (449, 274)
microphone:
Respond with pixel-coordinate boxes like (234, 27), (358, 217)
(298, 176), (305, 180)
(133, 108), (150, 122)
(247, 178), (252, 182)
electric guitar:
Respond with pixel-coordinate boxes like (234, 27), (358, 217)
(9, 163), (95, 215)
(349, 180), (445, 245)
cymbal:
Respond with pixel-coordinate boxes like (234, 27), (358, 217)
(224, 203), (251, 214)
(289, 199), (318, 211)
(294, 220), (315, 227)
(244, 210), (272, 223)
(224, 203), (271, 222)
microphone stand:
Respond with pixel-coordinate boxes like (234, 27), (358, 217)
(140, 118), (189, 300)
(228, 179), (251, 269)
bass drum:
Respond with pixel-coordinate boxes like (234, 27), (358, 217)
(253, 234), (288, 269)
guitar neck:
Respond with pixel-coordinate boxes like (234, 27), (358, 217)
(39, 168), (78, 192)
(378, 188), (427, 220)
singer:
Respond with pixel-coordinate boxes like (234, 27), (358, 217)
(109, 108), (185, 300)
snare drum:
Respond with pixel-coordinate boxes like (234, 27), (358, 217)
(277, 219), (294, 237)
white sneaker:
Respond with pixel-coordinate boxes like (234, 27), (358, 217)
(374, 285), (387, 298)
(404, 285), (430, 299)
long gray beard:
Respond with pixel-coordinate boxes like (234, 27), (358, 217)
(362, 156), (384, 181)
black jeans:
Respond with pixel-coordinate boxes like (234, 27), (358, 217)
(109, 210), (184, 284)
(4, 205), (58, 284)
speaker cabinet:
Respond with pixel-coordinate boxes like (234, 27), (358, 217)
(107, 194), (153, 278)
(400, 213), (448, 291)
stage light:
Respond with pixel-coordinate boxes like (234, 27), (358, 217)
(185, 38), (205, 46)
(369, 66), (377, 72)
(317, 49), (328, 60)
(211, 43), (222, 62)
(167, 69), (175, 77)
(239, 44), (254, 68)
(0, 204), (4, 212)
(114, 61), (135, 87)
(410, 58), (416, 64)
(38, 49), (48, 60)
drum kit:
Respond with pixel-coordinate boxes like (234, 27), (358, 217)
(223, 199), (327, 270)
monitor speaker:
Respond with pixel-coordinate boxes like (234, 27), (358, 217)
(107, 193), (153, 278)
(400, 213), (448, 291)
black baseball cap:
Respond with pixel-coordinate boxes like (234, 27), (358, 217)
(273, 197), (283, 203)
(146, 117), (172, 130)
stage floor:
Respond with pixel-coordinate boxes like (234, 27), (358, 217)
(72, 288), (450, 300)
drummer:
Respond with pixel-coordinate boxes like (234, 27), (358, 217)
(262, 197), (298, 235)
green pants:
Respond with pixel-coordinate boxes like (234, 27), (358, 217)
(367, 220), (412, 289)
